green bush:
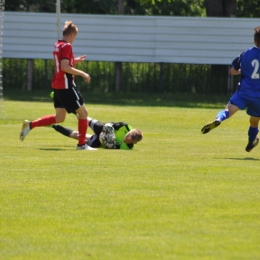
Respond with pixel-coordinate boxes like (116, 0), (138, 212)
(2, 58), (238, 95)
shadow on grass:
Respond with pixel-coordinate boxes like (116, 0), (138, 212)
(3, 89), (229, 109)
(39, 148), (67, 151)
(225, 157), (260, 161)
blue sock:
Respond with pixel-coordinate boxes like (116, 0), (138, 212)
(248, 126), (259, 143)
(216, 110), (229, 122)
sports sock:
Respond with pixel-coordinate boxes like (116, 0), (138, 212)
(89, 118), (98, 130)
(248, 126), (259, 143)
(216, 110), (229, 122)
(52, 124), (73, 137)
(30, 115), (56, 129)
(78, 119), (88, 146)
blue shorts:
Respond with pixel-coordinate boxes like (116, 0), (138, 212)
(229, 90), (260, 117)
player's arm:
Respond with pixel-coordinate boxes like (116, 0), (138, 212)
(64, 130), (91, 141)
(112, 122), (128, 130)
(230, 53), (243, 75)
(230, 67), (241, 75)
(61, 59), (90, 83)
(74, 55), (87, 65)
(52, 124), (89, 141)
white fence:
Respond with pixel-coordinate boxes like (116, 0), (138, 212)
(3, 11), (260, 64)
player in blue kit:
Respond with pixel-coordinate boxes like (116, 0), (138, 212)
(201, 26), (260, 152)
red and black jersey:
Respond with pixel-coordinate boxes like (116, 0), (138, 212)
(52, 40), (75, 89)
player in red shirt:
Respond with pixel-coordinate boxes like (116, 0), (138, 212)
(20, 21), (96, 150)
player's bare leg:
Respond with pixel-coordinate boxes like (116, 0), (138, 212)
(201, 103), (239, 134)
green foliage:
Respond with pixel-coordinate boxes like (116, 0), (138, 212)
(236, 0), (260, 18)
(138, 0), (205, 16)
(5, 0), (57, 12)
(5, 0), (206, 16)
(3, 59), (27, 90)
(3, 59), (234, 95)
(61, 0), (119, 15)
(5, 0), (260, 21)
(0, 98), (260, 259)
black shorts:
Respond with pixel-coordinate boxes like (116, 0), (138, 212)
(87, 135), (101, 148)
(53, 87), (84, 114)
(86, 119), (104, 148)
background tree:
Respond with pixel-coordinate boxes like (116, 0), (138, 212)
(5, 0), (56, 12)
(7, 0), (259, 18)
(205, 0), (236, 86)
(125, 0), (205, 16)
(236, 0), (260, 18)
(205, 0), (236, 17)
(5, 0), (205, 16)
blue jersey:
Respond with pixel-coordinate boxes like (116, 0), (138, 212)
(232, 47), (260, 98)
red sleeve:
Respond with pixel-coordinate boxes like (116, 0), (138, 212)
(61, 43), (72, 60)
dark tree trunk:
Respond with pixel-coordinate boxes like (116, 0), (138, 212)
(205, 0), (223, 16)
(205, 0), (236, 93)
(224, 0), (236, 17)
(115, 0), (125, 92)
(205, 0), (236, 17)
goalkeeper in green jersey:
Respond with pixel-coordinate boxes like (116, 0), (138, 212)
(50, 117), (143, 149)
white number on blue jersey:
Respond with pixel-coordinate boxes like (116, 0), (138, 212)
(251, 59), (260, 79)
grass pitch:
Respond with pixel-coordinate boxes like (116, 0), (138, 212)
(0, 94), (260, 260)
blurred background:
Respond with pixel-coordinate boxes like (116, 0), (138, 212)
(2, 0), (259, 96)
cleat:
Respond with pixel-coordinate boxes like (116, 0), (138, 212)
(245, 136), (259, 152)
(20, 120), (31, 141)
(201, 119), (221, 134)
(76, 144), (97, 150)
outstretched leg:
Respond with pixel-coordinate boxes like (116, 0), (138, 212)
(87, 117), (104, 135)
(19, 108), (65, 141)
(52, 124), (74, 138)
(201, 103), (239, 134)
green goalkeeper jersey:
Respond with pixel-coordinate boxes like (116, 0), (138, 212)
(112, 122), (134, 150)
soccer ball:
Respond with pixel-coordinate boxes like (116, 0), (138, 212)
(99, 132), (116, 148)
(102, 123), (114, 135)
(99, 123), (116, 148)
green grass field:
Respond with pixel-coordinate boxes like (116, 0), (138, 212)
(0, 93), (260, 259)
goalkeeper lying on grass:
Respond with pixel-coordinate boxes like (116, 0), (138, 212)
(50, 117), (143, 149)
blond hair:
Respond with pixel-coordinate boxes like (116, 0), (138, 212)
(63, 21), (78, 36)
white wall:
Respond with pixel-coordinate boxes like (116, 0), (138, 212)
(3, 11), (260, 64)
